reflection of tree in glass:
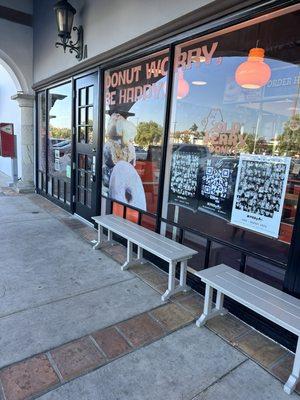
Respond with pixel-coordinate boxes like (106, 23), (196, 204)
(174, 130), (191, 143)
(242, 133), (270, 154)
(190, 123), (198, 133)
(277, 114), (300, 157)
(173, 123), (204, 144)
(134, 121), (163, 147)
(189, 123), (204, 141)
(49, 126), (72, 139)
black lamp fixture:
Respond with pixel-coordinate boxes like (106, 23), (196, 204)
(54, 0), (83, 61)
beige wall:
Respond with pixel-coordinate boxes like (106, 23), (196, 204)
(33, 0), (216, 83)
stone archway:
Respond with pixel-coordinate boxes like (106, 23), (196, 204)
(0, 49), (30, 93)
(0, 50), (35, 192)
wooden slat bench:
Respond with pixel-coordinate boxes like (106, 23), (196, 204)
(92, 214), (197, 301)
(195, 264), (300, 395)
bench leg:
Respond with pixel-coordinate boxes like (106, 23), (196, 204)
(161, 261), (176, 302)
(196, 287), (227, 327)
(93, 225), (103, 250)
(136, 246), (146, 264)
(121, 240), (134, 270)
(179, 260), (190, 293)
(216, 291), (227, 316)
(284, 338), (300, 394)
(196, 284), (213, 327)
(161, 260), (191, 302)
(93, 227), (114, 250)
(107, 229), (114, 245)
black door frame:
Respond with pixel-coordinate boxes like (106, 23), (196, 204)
(72, 72), (100, 222)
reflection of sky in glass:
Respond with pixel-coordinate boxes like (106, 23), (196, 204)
(170, 56), (299, 139)
(49, 83), (72, 129)
(104, 56), (299, 142)
(104, 76), (168, 131)
(128, 76), (168, 127)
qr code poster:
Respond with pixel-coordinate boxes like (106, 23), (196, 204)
(169, 144), (208, 210)
(198, 156), (238, 220)
(231, 154), (291, 238)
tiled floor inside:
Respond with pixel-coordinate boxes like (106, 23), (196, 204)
(0, 187), (299, 400)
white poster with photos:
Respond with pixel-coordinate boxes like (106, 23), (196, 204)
(231, 154), (291, 238)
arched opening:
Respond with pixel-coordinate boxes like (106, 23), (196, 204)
(0, 51), (33, 187)
(0, 62), (20, 181)
(0, 49), (29, 93)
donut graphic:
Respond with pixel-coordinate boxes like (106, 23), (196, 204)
(109, 160), (147, 211)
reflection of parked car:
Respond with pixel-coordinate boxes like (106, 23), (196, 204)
(52, 140), (72, 161)
(52, 140), (71, 158)
(147, 145), (161, 162)
(172, 144), (210, 158)
(50, 140), (72, 173)
(134, 146), (147, 161)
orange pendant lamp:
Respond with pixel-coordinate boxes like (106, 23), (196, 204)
(235, 47), (271, 89)
(177, 68), (190, 99)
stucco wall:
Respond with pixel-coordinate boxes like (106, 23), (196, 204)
(0, 65), (21, 178)
(33, 0), (215, 83)
(0, 1), (33, 179)
(0, 18), (33, 93)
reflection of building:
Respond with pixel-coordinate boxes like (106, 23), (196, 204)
(33, 2), (300, 356)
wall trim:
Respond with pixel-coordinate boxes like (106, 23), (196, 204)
(32, 0), (295, 90)
(0, 5), (32, 27)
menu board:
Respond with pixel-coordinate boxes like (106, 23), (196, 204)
(198, 156), (238, 220)
(231, 154), (291, 238)
(169, 144), (206, 210)
(169, 146), (237, 220)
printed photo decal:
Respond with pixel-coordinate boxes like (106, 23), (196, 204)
(102, 112), (147, 210)
(231, 154), (291, 238)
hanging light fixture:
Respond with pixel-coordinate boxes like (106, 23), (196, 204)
(191, 55), (206, 63)
(235, 47), (271, 89)
(177, 68), (190, 99)
(192, 79), (207, 86)
(54, 0), (84, 61)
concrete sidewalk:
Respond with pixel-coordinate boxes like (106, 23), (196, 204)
(0, 192), (299, 400)
(38, 327), (292, 400)
(0, 195), (162, 368)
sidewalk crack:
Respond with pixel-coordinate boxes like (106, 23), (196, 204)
(188, 358), (249, 400)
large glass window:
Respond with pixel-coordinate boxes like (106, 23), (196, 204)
(47, 82), (72, 203)
(102, 50), (169, 225)
(162, 7), (300, 288)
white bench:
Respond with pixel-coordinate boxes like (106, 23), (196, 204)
(195, 264), (300, 395)
(92, 214), (197, 301)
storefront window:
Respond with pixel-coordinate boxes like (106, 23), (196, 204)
(162, 8), (300, 287)
(47, 82), (72, 203)
(37, 91), (46, 191)
(102, 49), (169, 224)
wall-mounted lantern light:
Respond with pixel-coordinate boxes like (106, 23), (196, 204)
(54, 0), (83, 61)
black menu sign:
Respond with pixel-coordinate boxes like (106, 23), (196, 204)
(169, 144), (206, 210)
(169, 145), (238, 220)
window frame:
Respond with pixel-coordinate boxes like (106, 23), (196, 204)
(36, 79), (73, 211)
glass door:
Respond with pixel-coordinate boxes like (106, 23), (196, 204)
(74, 72), (99, 221)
